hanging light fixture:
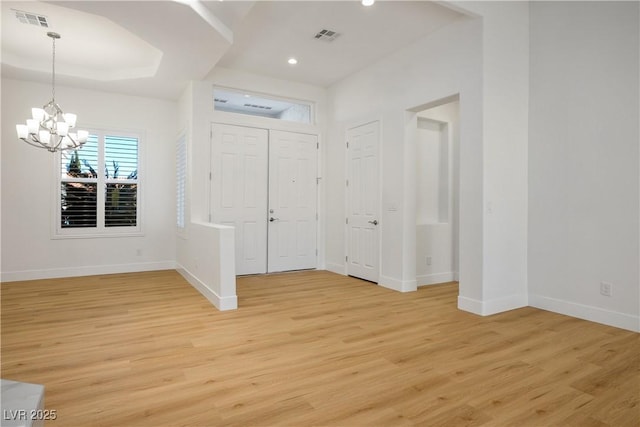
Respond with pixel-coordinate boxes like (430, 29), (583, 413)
(16, 32), (88, 152)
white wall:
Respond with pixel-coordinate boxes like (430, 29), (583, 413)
(416, 118), (446, 225)
(1, 78), (177, 281)
(528, 1), (640, 332)
(326, 1), (530, 315)
(452, 1), (530, 314)
(177, 222), (237, 310)
(325, 15), (484, 296)
(176, 81), (240, 310)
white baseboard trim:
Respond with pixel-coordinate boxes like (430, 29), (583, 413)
(1, 261), (176, 283)
(458, 293), (528, 316)
(529, 294), (639, 333)
(457, 296), (483, 315)
(417, 272), (456, 287)
(378, 275), (417, 293)
(325, 262), (346, 276)
(176, 266), (237, 311)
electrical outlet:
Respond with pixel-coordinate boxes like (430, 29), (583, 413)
(426, 256), (432, 266)
(600, 282), (613, 297)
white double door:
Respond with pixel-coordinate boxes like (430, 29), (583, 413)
(210, 123), (318, 275)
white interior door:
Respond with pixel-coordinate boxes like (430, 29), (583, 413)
(268, 130), (318, 273)
(210, 123), (268, 275)
(347, 121), (380, 282)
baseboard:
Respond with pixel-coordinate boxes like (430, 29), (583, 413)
(457, 296), (483, 315)
(325, 262), (346, 276)
(176, 266), (237, 311)
(458, 293), (528, 316)
(529, 294), (639, 333)
(417, 272), (456, 287)
(0, 261), (176, 283)
(378, 275), (417, 293)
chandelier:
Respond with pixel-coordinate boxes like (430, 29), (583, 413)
(16, 32), (88, 152)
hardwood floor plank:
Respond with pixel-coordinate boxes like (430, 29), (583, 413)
(1, 270), (638, 426)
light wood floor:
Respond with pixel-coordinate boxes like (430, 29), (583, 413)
(1, 270), (638, 426)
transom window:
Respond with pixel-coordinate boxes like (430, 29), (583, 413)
(213, 88), (313, 124)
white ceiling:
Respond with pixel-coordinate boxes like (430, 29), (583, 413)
(218, 1), (463, 87)
(1, 1), (465, 100)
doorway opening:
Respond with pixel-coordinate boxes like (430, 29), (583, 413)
(413, 98), (460, 287)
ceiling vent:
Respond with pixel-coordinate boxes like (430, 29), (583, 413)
(13, 9), (49, 28)
(244, 104), (273, 110)
(314, 29), (340, 42)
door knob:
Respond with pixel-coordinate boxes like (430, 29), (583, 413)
(270, 217), (280, 222)
(368, 220), (378, 225)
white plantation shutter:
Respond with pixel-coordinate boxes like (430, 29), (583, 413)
(105, 135), (138, 227)
(57, 130), (141, 237)
(60, 135), (99, 228)
(176, 133), (187, 229)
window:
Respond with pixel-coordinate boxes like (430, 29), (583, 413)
(176, 133), (186, 230)
(213, 88), (313, 124)
(57, 130), (140, 237)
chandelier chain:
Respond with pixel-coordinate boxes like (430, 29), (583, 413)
(51, 36), (56, 102)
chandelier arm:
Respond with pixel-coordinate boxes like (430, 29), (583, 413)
(20, 138), (49, 150)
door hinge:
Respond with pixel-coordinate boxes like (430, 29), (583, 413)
(208, 214), (211, 222)
(346, 141), (349, 148)
(346, 218), (349, 224)
(345, 255), (348, 262)
(209, 172), (212, 180)
(316, 213), (319, 220)
(346, 179), (349, 187)
(316, 249), (318, 256)
(210, 129), (213, 138)
(317, 142), (319, 149)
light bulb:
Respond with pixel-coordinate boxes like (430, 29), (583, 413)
(16, 124), (28, 139)
(57, 122), (69, 136)
(64, 113), (77, 128)
(39, 130), (51, 145)
(77, 130), (89, 143)
(27, 119), (39, 134)
(32, 108), (45, 122)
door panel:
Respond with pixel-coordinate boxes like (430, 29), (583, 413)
(347, 121), (380, 282)
(211, 124), (268, 275)
(268, 130), (318, 273)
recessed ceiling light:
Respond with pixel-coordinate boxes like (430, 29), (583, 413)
(362, 0), (375, 6)
(288, 58), (298, 65)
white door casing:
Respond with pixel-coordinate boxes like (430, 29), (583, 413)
(347, 121), (380, 283)
(268, 130), (318, 273)
(210, 123), (268, 275)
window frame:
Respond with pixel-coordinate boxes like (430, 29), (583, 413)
(53, 128), (143, 239)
